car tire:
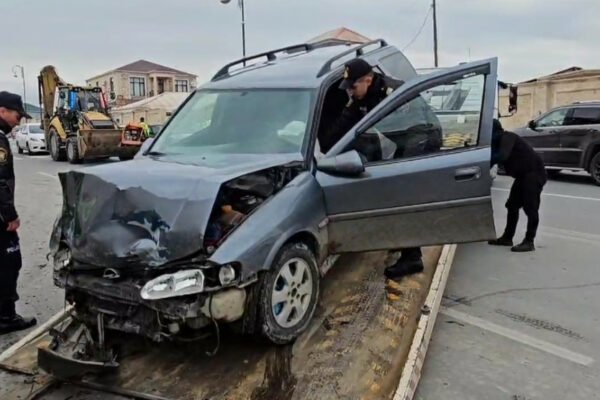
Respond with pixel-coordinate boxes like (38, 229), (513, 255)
(66, 137), (82, 164)
(26, 142), (33, 155)
(256, 242), (319, 344)
(590, 152), (600, 186)
(48, 128), (66, 161)
(119, 155), (134, 161)
(17, 142), (23, 154)
(546, 169), (561, 179)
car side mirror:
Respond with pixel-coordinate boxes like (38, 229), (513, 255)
(316, 150), (365, 176)
(528, 120), (537, 130)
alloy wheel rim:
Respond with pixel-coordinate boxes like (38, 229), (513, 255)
(271, 257), (313, 328)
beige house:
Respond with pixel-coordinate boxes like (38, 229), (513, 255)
(111, 92), (188, 126)
(86, 60), (197, 107)
(499, 67), (600, 130)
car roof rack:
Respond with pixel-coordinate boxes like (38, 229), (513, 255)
(316, 38), (388, 78)
(211, 43), (317, 81)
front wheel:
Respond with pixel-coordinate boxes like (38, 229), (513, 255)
(66, 137), (82, 164)
(17, 142), (23, 154)
(256, 242), (319, 344)
(48, 128), (66, 161)
(590, 153), (600, 186)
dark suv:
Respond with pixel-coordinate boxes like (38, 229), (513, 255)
(514, 102), (600, 185)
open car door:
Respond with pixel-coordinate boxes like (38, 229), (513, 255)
(316, 58), (497, 253)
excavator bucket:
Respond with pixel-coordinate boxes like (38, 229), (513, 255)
(78, 129), (139, 159)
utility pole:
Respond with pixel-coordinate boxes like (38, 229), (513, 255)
(433, 0), (438, 67)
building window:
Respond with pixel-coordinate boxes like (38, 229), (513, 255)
(175, 80), (189, 92)
(130, 77), (146, 97)
(109, 78), (114, 92)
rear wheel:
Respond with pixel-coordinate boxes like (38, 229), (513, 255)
(256, 242), (319, 344)
(66, 137), (82, 164)
(590, 152), (600, 186)
(48, 128), (66, 161)
(546, 169), (561, 179)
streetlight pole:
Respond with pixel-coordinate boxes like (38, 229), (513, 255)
(220, 0), (247, 64)
(240, 0), (246, 60)
(432, 0), (438, 67)
(12, 65), (27, 121)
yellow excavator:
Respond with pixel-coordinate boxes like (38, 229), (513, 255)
(38, 66), (142, 163)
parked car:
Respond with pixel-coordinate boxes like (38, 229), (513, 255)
(15, 122), (47, 154)
(46, 39), (498, 372)
(10, 125), (21, 139)
(149, 124), (162, 137)
(514, 101), (600, 185)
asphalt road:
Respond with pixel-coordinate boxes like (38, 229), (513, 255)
(417, 173), (600, 400)
(1, 144), (599, 399)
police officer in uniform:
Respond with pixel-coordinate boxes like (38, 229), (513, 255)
(0, 91), (37, 334)
(488, 119), (547, 252)
(321, 59), (426, 281)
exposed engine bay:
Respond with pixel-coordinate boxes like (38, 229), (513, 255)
(49, 163), (302, 371)
(204, 166), (298, 253)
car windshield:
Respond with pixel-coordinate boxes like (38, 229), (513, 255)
(29, 124), (43, 133)
(150, 89), (313, 158)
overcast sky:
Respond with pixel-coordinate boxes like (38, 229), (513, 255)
(2, 0), (599, 106)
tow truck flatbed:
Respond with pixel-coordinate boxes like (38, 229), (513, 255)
(0, 245), (456, 400)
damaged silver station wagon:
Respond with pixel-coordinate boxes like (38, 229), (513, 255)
(45, 39), (499, 371)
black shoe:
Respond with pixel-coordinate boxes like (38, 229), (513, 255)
(488, 236), (513, 246)
(511, 240), (535, 252)
(0, 314), (37, 335)
(384, 259), (424, 281)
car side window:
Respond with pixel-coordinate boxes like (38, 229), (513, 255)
(353, 73), (485, 163)
(536, 109), (568, 127)
(565, 107), (600, 126)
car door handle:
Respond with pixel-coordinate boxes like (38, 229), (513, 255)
(455, 166), (481, 181)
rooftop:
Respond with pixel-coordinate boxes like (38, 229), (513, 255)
(88, 60), (197, 81)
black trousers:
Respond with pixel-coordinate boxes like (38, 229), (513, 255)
(503, 173), (546, 241)
(0, 231), (21, 318)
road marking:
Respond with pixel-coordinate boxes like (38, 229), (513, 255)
(441, 307), (595, 367)
(492, 187), (600, 202)
(493, 218), (600, 246)
(37, 172), (58, 180)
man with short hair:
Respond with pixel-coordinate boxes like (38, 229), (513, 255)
(0, 91), (37, 334)
(322, 59), (426, 281)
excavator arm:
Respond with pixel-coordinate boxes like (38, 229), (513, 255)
(38, 66), (65, 133)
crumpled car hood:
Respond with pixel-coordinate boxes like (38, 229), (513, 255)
(50, 154), (303, 269)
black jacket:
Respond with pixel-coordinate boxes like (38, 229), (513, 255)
(492, 127), (546, 183)
(0, 118), (18, 228)
(320, 73), (402, 152)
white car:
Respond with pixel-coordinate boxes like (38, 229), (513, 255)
(15, 123), (47, 154)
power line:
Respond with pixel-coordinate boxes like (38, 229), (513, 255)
(402, 4), (433, 51)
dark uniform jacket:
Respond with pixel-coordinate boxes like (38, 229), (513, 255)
(492, 127), (547, 184)
(0, 119), (18, 230)
(320, 73), (402, 152)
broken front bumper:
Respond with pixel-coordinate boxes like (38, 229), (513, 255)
(55, 270), (247, 342)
